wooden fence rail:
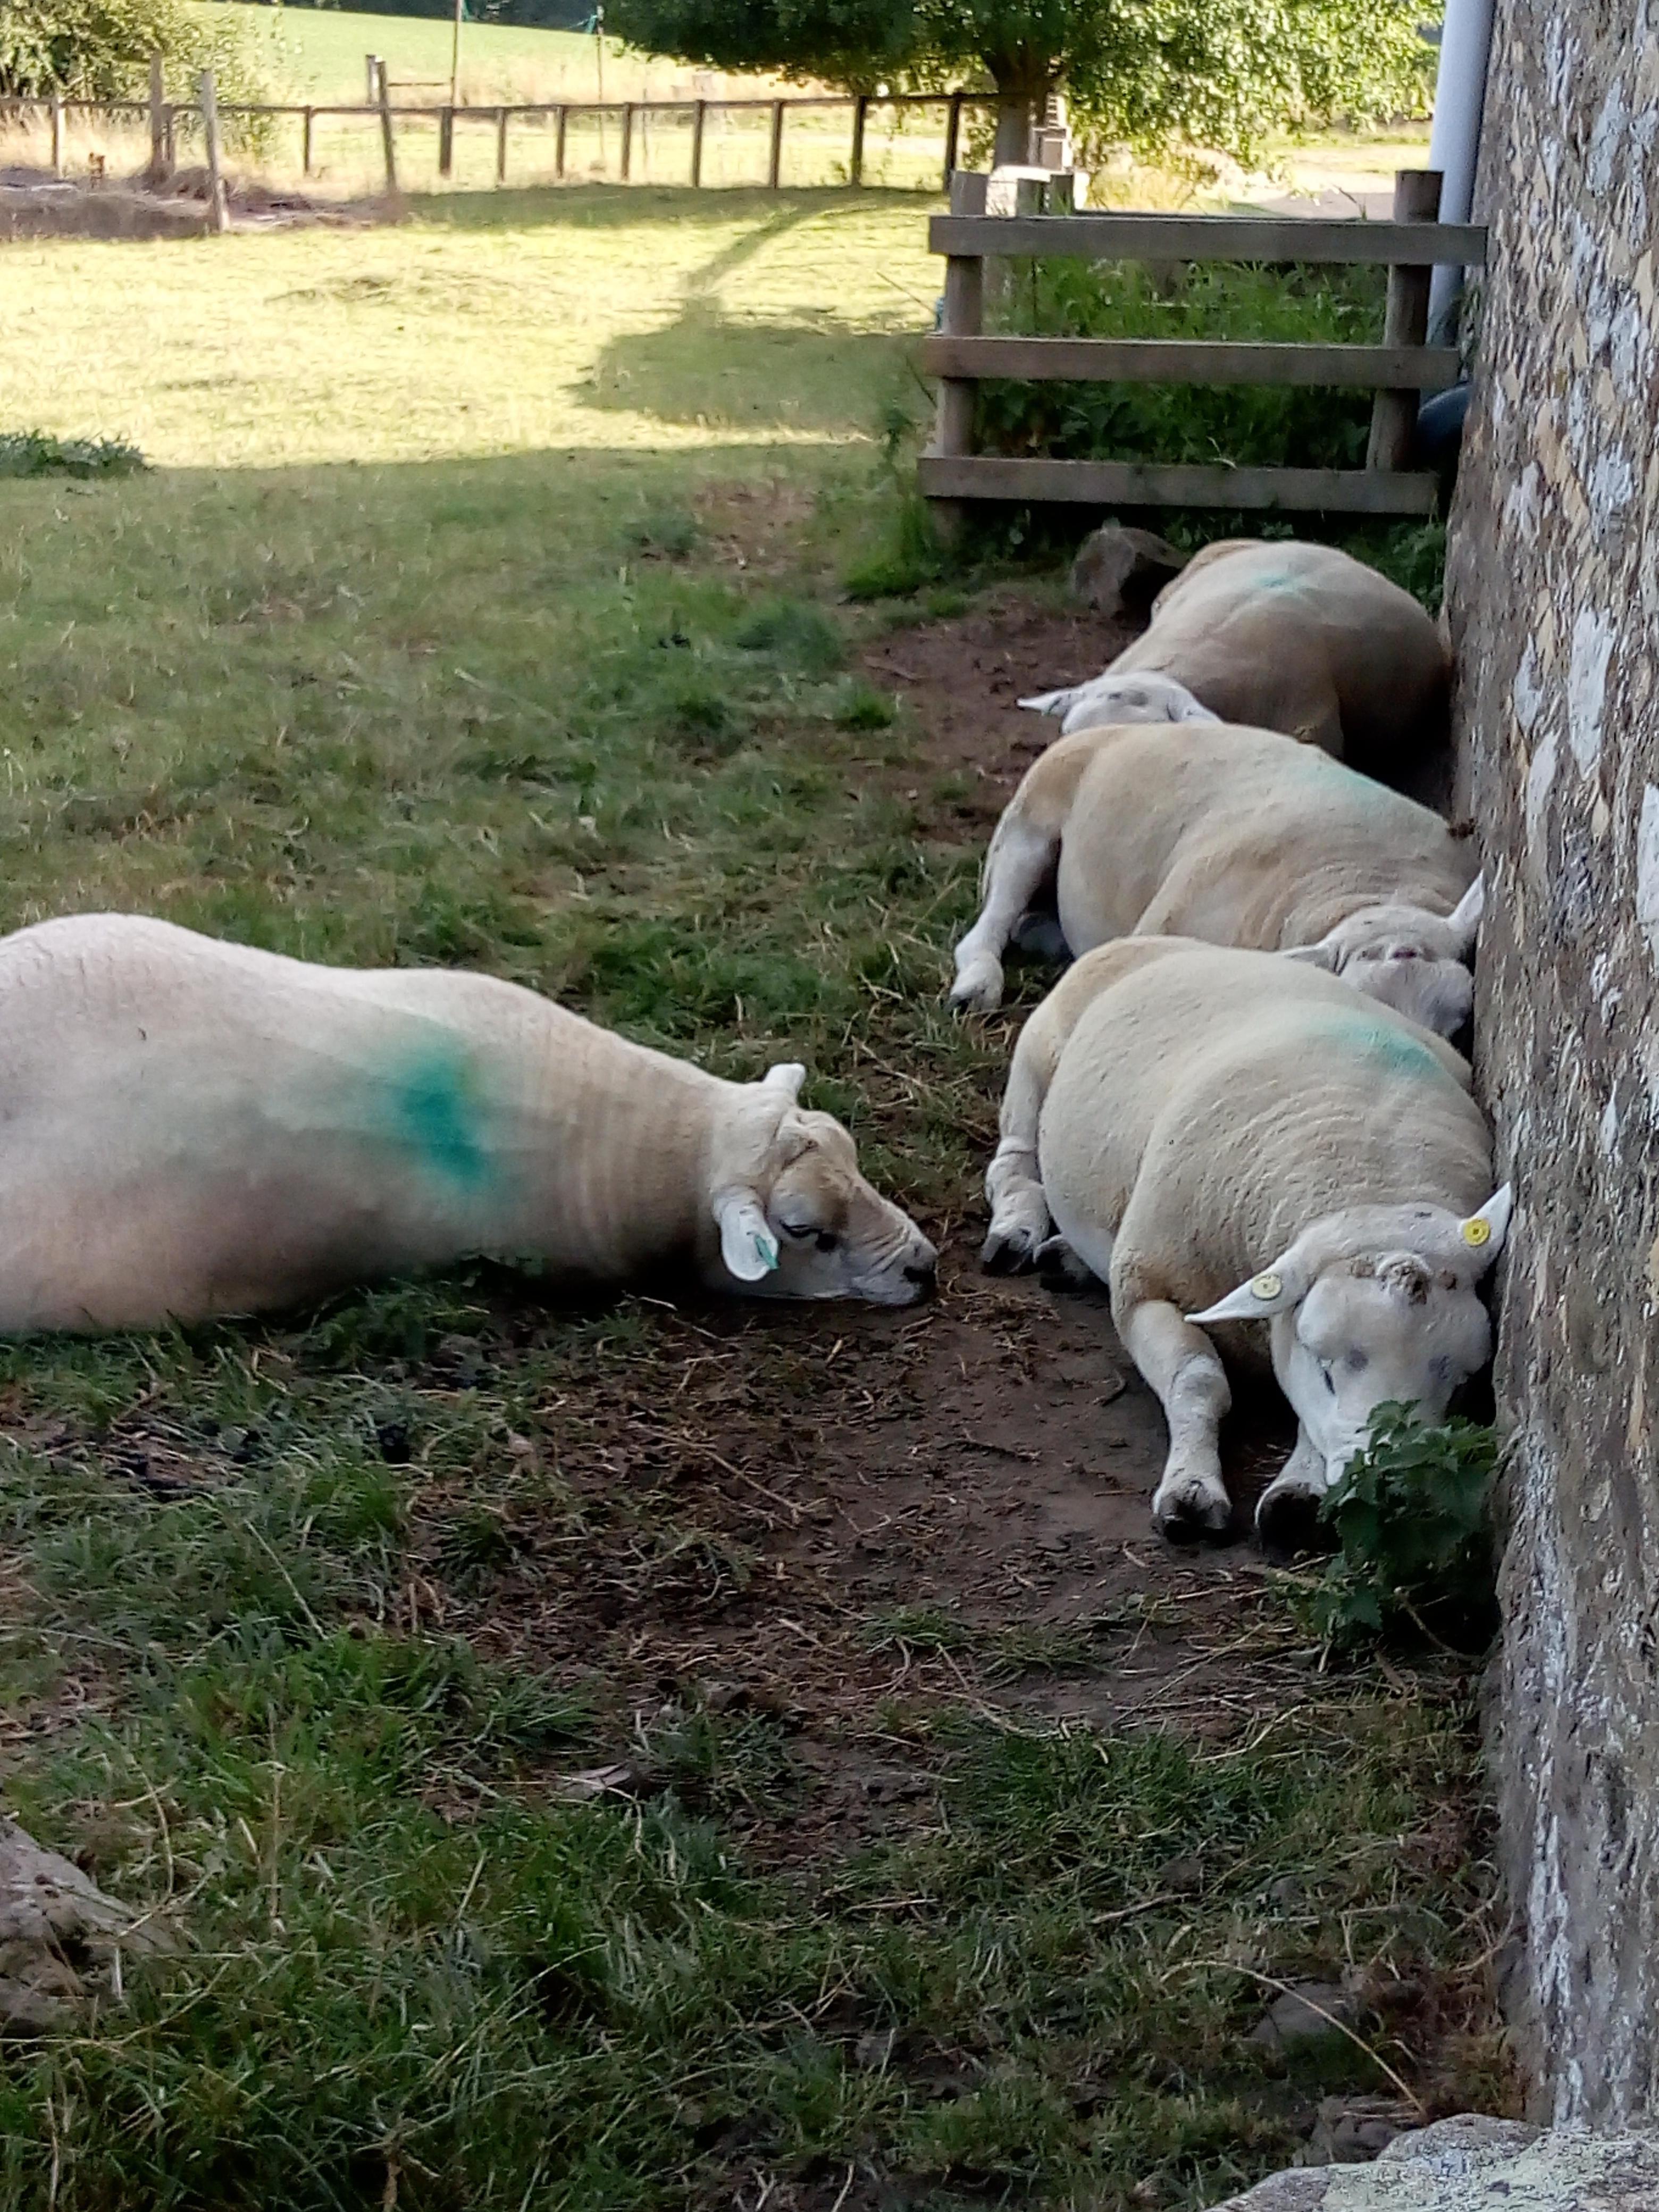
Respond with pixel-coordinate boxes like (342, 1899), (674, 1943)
(0, 86), (995, 194)
(919, 165), (1487, 529)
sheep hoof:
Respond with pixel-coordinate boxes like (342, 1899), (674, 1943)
(949, 960), (1005, 1013)
(1255, 1484), (1334, 1561)
(1034, 1236), (1093, 1289)
(981, 1222), (1038, 1274)
(1152, 1477), (1234, 1543)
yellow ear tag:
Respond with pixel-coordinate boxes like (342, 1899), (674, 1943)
(1251, 1271), (1283, 1301)
(1461, 1217), (1491, 1249)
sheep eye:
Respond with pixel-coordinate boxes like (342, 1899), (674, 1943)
(1322, 1364), (1338, 1395)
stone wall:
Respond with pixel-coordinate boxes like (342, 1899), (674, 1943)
(1446, 0), (1659, 2126)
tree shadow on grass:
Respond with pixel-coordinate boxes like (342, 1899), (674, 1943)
(415, 181), (932, 234)
(573, 194), (927, 434)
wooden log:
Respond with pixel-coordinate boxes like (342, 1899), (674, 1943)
(1367, 170), (1444, 473)
(929, 212), (1488, 266)
(920, 335), (1465, 388)
(198, 69), (230, 233)
(768, 98), (784, 189)
(376, 59), (398, 193)
(496, 105), (508, 185)
(943, 93), (962, 188)
(850, 93), (868, 186)
(690, 98), (706, 187)
(917, 454), (1440, 515)
(147, 52), (169, 183)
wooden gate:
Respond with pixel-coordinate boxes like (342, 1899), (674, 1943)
(919, 167), (1487, 527)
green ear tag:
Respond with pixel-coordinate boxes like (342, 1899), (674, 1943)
(755, 1231), (779, 1272)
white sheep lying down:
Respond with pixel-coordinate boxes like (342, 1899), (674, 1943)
(951, 719), (1482, 1038)
(984, 938), (1509, 1546)
(1021, 538), (1450, 768)
(0, 914), (937, 1333)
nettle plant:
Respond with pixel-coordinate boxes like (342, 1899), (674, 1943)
(1301, 1406), (1502, 1650)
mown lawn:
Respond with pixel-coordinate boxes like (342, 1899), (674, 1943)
(0, 191), (1508, 2211)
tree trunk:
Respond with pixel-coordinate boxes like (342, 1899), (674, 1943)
(993, 91), (1036, 166)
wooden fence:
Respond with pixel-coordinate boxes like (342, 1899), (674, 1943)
(2, 77), (995, 195)
(919, 166), (1488, 525)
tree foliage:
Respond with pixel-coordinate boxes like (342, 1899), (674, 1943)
(606, 0), (1439, 163)
(0, 0), (263, 100)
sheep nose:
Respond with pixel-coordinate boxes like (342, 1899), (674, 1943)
(903, 1256), (937, 1292)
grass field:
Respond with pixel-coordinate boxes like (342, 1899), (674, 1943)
(0, 188), (1504, 2210)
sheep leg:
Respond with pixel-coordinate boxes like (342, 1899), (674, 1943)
(951, 811), (1059, 1013)
(1117, 1299), (1234, 1538)
(982, 1042), (1054, 1271)
(1255, 1427), (1329, 1554)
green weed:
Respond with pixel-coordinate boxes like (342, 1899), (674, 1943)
(0, 430), (146, 479)
(1292, 1411), (1501, 1650)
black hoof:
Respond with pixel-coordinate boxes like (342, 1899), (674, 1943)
(1256, 1487), (1334, 1561)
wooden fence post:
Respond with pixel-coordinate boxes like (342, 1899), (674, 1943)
(147, 52), (169, 182)
(366, 54), (381, 105)
(1367, 167), (1443, 472)
(620, 100), (633, 180)
(555, 104), (568, 179)
(496, 105), (508, 184)
(50, 92), (64, 177)
(302, 105), (314, 174)
(438, 104), (455, 177)
(198, 69), (230, 232)
(850, 93), (868, 186)
(943, 93), (962, 189)
(376, 58), (398, 194)
(768, 98), (784, 188)
(926, 168), (988, 544)
(690, 98), (706, 186)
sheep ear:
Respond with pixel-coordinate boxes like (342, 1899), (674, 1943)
(1018, 688), (1077, 716)
(1280, 937), (1339, 971)
(1456, 1183), (1512, 1268)
(1447, 874), (1485, 957)
(1190, 1254), (1307, 1323)
(715, 1191), (779, 1283)
(762, 1061), (806, 1101)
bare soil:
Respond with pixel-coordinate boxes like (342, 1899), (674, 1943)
(400, 583), (1317, 1844)
(0, 164), (379, 241)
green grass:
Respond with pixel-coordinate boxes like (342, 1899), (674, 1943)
(0, 191), (1487, 2206)
(0, 191), (938, 467)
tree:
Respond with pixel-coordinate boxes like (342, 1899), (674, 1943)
(606, 0), (1438, 171)
(0, 0), (261, 100)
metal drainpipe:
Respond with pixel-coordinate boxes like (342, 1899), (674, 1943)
(1427, 0), (1497, 346)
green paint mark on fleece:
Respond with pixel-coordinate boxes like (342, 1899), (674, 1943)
(1318, 1010), (1455, 1087)
(384, 1044), (493, 1188)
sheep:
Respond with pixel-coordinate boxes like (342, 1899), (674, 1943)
(0, 914), (937, 1333)
(980, 936), (1509, 1546)
(1020, 538), (1450, 769)
(949, 719), (1482, 1037)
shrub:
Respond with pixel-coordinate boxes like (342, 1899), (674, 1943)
(0, 0), (263, 102)
(1296, 1408), (1501, 1650)
(976, 258), (1386, 473)
(0, 430), (147, 479)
